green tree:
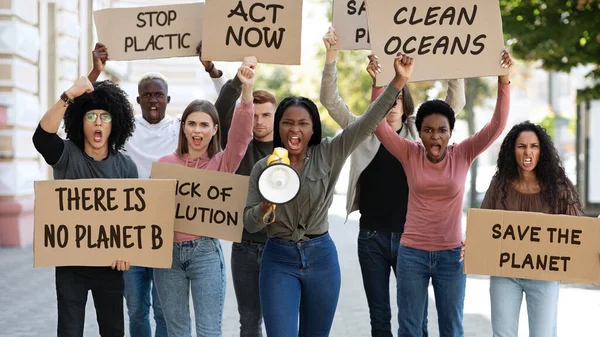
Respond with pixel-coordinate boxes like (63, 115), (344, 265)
(500, 0), (600, 100)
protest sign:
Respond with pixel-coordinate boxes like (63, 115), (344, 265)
(151, 162), (249, 242)
(93, 3), (204, 61)
(332, 0), (370, 50)
(33, 179), (176, 268)
(464, 209), (600, 285)
(201, 0), (303, 65)
(364, 0), (509, 84)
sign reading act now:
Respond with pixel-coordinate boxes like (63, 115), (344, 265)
(464, 209), (600, 285)
(33, 179), (176, 268)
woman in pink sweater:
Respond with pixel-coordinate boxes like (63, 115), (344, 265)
(374, 51), (513, 337)
(153, 62), (256, 337)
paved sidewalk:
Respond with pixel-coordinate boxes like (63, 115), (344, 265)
(1, 195), (599, 336)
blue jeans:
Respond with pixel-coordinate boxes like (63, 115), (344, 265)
(259, 233), (341, 337)
(154, 237), (226, 337)
(358, 229), (428, 337)
(396, 244), (465, 337)
(231, 241), (265, 337)
(123, 267), (167, 337)
(490, 277), (559, 337)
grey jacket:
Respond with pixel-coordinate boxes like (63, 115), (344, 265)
(319, 62), (466, 220)
(244, 85), (402, 242)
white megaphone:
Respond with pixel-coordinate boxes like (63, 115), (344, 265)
(257, 147), (301, 224)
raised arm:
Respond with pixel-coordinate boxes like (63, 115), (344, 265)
(321, 54), (413, 164)
(33, 77), (94, 165)
(456, 51), (513, 163)
(319, 27), (358, 128)
(445, 79), (466, 115)
(87, 43), (108, 83)
(218, 64), (256, 173)
(215, 56), (256, 148)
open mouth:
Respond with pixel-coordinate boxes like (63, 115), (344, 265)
(288, 136), (301, 150)
(430, 144), (442, 156)
(149, 106), (159, 119)
(94, 130), (103, 143)
(523, 158), (532, 167)
(191, 135), (202, 147)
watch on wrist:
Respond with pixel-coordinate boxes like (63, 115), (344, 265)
(60, 92), (74, 107)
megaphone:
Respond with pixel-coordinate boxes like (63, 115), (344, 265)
(257, 147), (301, 224)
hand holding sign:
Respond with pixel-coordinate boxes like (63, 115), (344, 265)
(66, 76), (95, 101)
(91, 43), (109, 75)
(366, 54), (382, 83)
(499, 50), (513, 84)
(111, 259), (131, 271)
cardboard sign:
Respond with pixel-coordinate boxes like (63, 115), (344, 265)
(332, 0), (370, 50)
(33, 179), (176, 268)
(93, 3), (204, 61)
(201, 0), (303, 65)
(464, 209), (600, 285)
(150, 162), (249, 242)
(364, 0), (509, 84)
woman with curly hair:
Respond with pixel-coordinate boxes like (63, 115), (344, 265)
(32, 76), (137, 336)
(472, 121), (581, 337)
(153, 61), (257, 337)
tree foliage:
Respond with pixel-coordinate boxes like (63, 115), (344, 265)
(500, 0), (600, 100)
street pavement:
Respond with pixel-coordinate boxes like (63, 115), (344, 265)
(1, 195), (599, 336)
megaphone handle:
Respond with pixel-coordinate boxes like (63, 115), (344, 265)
(263, 204), (276, 224)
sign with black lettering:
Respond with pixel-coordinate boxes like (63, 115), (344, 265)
(332, 0), (370, 50)
(33, 179), (176, 268)
(201, 0), (303, 65)
(150, 162), (249, 242)
(364, 0), (509, 84)
(93, 3), (204, 61)
(464, 209), (600, 284)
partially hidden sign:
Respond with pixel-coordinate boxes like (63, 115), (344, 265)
(150, 162), (249, 242)
(464, 209), (600, 285)
(364, 0), (509, 84)
(332, 0), (370, 50)
(93, 3), (204, 61)
(201, 0), (303, 65)
(33, 179), (176, 268)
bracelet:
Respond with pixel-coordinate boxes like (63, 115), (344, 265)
(205, 63), (215, 73)
(60, 92), (75, 107)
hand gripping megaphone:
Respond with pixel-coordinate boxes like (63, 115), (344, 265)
(257, 147), (301, 224)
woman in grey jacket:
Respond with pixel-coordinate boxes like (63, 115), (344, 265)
(319, 27), (466, 337)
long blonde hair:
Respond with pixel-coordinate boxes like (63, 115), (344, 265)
(176, 99), (222, 158)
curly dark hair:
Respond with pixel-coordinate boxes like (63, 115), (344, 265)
(493, 121), (581, 214)
(273, 96), (322, 148)
(415, 99), (456, 131)
(63, 80), (135, 152)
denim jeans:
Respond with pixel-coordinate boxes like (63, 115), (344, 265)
(231, 241), (265, 337)
(123, 266), (167, 337)
(55, 266), (124, 337)
(358, 229), (428, 337)
(154, 237), (226, 337)
(490, 277), (559, 337)
(396, 244), (465, 337)
(260, 233), (341, 337)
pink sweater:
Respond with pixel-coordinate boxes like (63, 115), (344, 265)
(158, 101), (254, 242)
(374, 82), (510, 251)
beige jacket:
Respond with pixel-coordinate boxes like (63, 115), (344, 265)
(319, 62), (466, 220)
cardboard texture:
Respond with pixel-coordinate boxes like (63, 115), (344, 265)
(332, 0), (370, 50)
(93, 3), (204, 61)
(201, 0), (303, 65)
(33, 179), (176, 268)
(464, 209), (600, 285)
(150, 162), (249, 242)
(364, 0), (509, 84)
